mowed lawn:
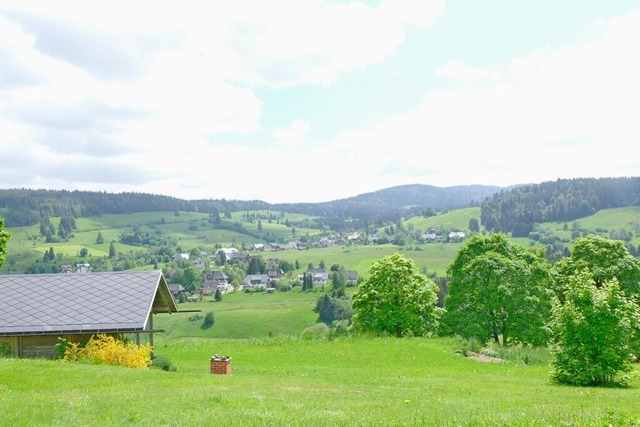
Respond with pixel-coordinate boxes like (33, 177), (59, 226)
(1, 337), (639, 426)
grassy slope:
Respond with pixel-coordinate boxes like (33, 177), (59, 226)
(157, 289), (320, 340)
(1, 337), (638, 426)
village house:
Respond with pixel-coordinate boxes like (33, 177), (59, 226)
(346, 270), (359, 285)
(448, 231), (466, 241)
(226, 252), (250, 263)
(173, 253), (189, 262)
(168, 283), (187, 300)
(200, 270), (231, 295)
(76, 263), (91, 273)
(265, 268), (284, 282)
(242, 274), (270, 289)
(59, 264), (73, 273)
(299, 267), (330, 287)
(192, 258), (205, 269)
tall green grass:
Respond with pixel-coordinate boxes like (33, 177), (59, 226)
(1, 337), (638, 426)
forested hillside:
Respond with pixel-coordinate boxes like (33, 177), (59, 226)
(480, 177), (640, 236)
(272, 184), (502, 228)
(0, 189), (269, 227)
(2, 178), (637, 233)
(0, 184), (501, 228)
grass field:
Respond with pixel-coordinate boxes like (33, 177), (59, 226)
(157, 289), (321, 340)
(3, 263), (640, 425)
(1, 336), (639, 426)
(266, 243), (462, 278)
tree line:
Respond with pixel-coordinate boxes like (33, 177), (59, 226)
(0, 189), (270, 227)
(0, 183), (501, 229)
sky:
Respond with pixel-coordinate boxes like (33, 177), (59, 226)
(1, 1), (639, 204)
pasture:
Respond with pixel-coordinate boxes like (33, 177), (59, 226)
(3, 287), (640, 426)
(1, 336), (639, 426)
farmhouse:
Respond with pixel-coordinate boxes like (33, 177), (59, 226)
(201, 270), (231, 295)
(0, 270), (178, 358)
(243, 274), (270, 289)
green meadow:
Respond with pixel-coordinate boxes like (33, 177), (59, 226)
(3, 287), (640, 426)
(158, 289), (320, 339)
(1, 335), (639, 426)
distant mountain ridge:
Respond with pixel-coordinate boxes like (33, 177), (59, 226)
(0, 184), (504, 227)
(3, 178), (636, 231)
(271, 184), (504, 220)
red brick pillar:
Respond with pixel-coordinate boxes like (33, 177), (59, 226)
(210, 356), (231, 374)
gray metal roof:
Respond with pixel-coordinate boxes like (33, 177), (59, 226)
(0, 270), (178, 336)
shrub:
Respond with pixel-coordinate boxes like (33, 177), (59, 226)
(332, 320), (351, 337)
(151, 354), (176, 372)
(550, 273), (639, 387)
(203, 311), (215, 327)
(53, 337), (73, 359)
(63, 334), (152, 368)
(189, 313), (203, 321)
(277, 282), (292, 292)
(300, 323), (329, 340)
(456, 336), (484, 357)
(0, 341), (11, 358)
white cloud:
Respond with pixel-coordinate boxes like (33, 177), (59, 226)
(270, 119), (310, 148)
(0, 3), (638, 203)
(327, 10), (640, 189)
(226, 0), (445, 86)
(436, 59), (500, 83)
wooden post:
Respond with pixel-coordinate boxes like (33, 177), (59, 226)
(149, 314), (154, 358)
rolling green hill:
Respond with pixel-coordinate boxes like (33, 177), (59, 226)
(3, 205), (638, 277)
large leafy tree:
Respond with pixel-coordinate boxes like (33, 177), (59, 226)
(0, 216), (10, 269)
(550, 271), (639, 387)
(351, 253), (441, 337)
(442, 233), (553, 346)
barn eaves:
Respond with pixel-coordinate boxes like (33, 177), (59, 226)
(0, 270), (178, 358)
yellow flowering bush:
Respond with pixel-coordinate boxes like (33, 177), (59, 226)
(63, 334), (152, 368)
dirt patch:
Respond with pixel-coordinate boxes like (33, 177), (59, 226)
(455, 350), (503, 363)
(468, 352), (503, 363)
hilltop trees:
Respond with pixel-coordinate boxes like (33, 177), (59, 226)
(442, 234), (553, 346)
(480, 177), (640, 234)
(352, 253), (441, 337)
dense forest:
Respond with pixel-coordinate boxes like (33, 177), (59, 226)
(480, 177), (640, 236)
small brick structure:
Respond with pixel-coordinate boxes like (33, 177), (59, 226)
(210, 355), (231, 375)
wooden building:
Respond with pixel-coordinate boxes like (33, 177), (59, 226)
(0, 270), (178, 358)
